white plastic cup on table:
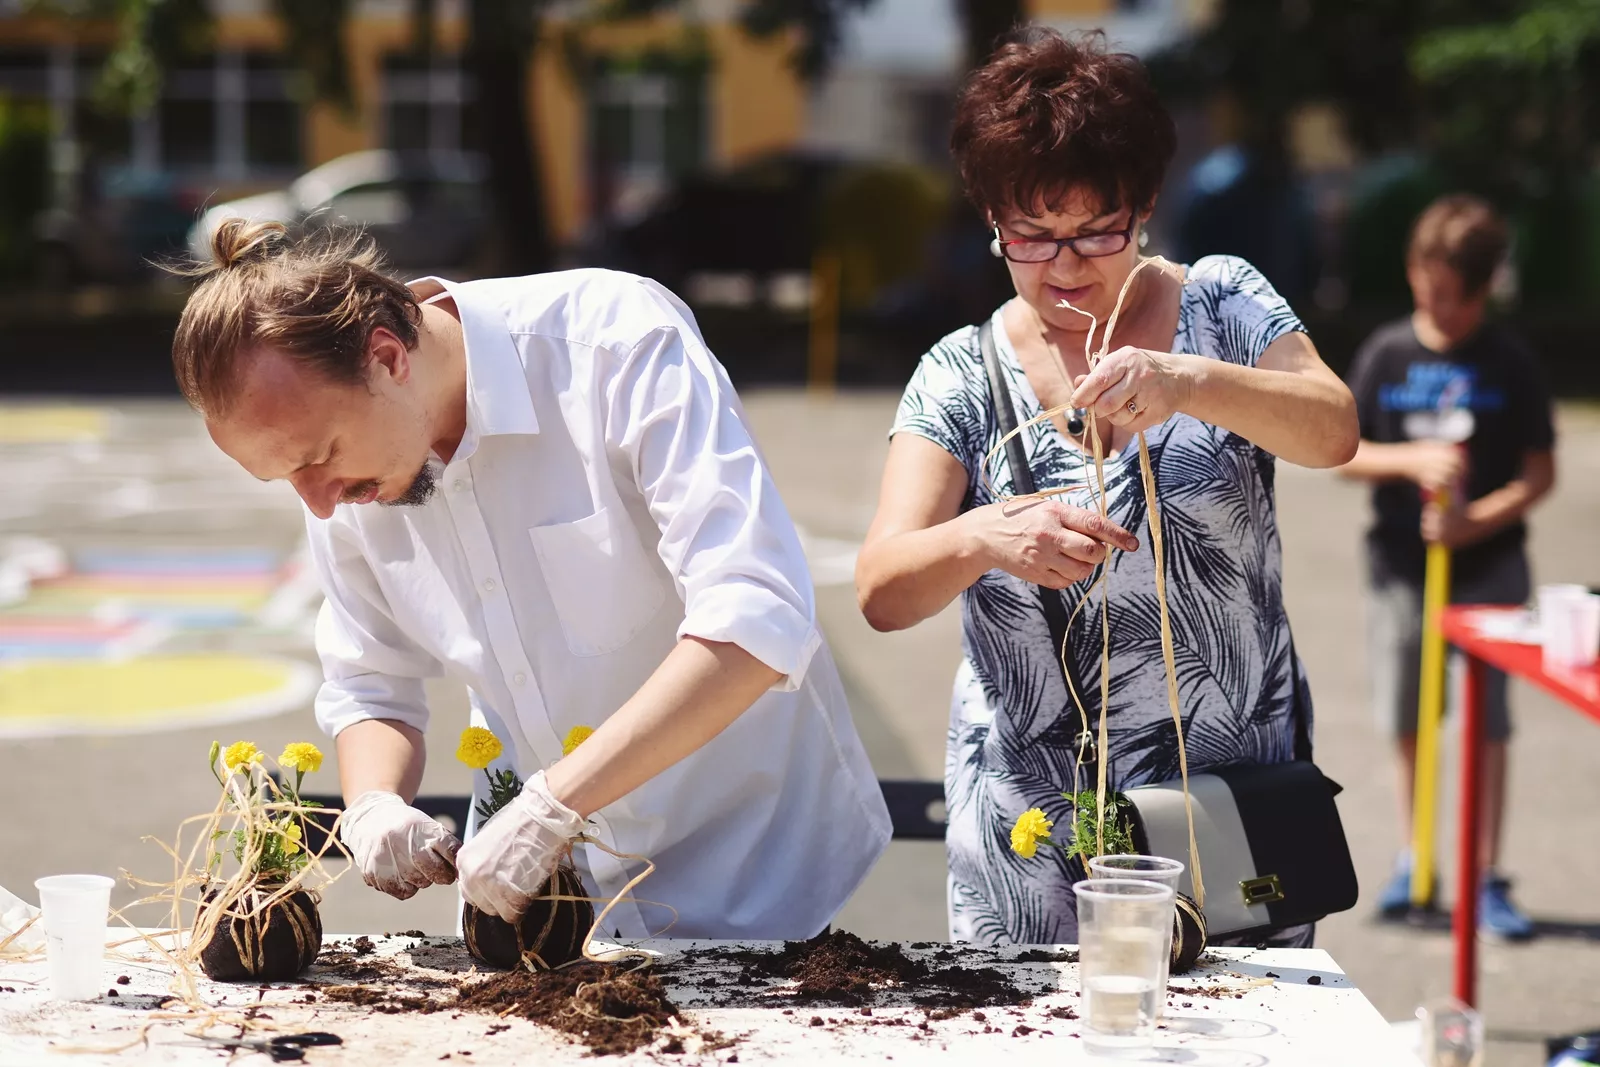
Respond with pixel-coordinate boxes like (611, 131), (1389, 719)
(33, 875), (114, 1002)
(1087, 855), (1185, 1017)
(1074, 877), (1175, 1055)
(1538, 584), (1600, 669)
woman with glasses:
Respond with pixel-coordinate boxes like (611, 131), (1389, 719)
(855, 28), (1358, 945)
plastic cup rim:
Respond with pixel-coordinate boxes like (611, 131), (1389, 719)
(1073, 877), (1175, 902)
(1089, 854), (1186, 874)
(34, 874), (115, 895)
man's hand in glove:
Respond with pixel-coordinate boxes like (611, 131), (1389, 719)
(340, 790), (461, 900)
(456, 769), (585, 922)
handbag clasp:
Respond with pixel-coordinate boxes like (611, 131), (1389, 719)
(1240, 874), (1284, 906)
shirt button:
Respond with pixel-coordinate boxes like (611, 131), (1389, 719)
(453, 479), (466, 493)
(513, 672), (526, 686)
(482, 578), (496, 593)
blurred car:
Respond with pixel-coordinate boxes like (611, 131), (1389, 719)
(34, 166), (201, 287)
(187, 150), (488, 274)
(588, 151), (850, 313)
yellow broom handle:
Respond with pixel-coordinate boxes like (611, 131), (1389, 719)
(1411, 493), (1452, 907)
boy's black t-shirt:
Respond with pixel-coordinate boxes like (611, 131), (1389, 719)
(1347, 318), (1555, 587)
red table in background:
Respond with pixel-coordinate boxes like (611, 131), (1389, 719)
(1437, 605), (1600, 1007)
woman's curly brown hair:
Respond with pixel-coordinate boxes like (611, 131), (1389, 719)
(950, 27), (1176, 222)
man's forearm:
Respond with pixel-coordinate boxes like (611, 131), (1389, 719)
(544, 636), (782, 818)
(336, 719), (429, 805)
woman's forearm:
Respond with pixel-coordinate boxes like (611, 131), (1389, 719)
(543, 636), (781, 818)
(1180, 354), (1359, 468)
(856, 511), (991, 632)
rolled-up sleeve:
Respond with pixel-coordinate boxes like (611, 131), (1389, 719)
(306, 513), (441, 737)
(602, 279), (820, 690)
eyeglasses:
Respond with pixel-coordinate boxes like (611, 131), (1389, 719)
(990, 220), (1135, 263)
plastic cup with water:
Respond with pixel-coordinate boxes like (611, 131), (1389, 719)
(1074, 877), (1175, 1055)
(1088, 855), (1185, 1016)
(1418, 996), (1483, 1067)
(34, 875), (114, 1002)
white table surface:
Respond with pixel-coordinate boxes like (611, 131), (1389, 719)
(0, 933), (1420, 1066)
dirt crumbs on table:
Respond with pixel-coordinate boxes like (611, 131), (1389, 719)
(457, 963), (725, 1057)
(314, 960), (724, 1056)
(688, 930), (1028, 1011)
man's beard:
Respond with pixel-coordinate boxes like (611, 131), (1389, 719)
(379, 462), (438, 508)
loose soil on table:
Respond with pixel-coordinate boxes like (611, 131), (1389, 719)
(456, 962), (715, 1057)
(685, 930), (1030, 1011)
(307, 944), (712, 1056)
(301, 930), (1041, 1054)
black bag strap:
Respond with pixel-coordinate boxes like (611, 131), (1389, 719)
(978, 320), (1099, 775)
(1289, 644), (1313, 762)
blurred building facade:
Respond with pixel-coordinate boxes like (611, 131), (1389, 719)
(0, 0), (1211, 249)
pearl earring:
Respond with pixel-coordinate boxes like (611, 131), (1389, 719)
(989, 236), (1003, 258)
(1138, 229), (1149, 249)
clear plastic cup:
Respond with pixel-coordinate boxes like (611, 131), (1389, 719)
(1075, 877), (1174, 1055)
(1539, 585), (1600, 669)
(1418, 996), (1483, 1067)
(34, 875), (114, 1001)
(1088, 855), (1185, 1015)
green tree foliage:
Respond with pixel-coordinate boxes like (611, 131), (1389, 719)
(0, 95), (52, 280)
(1155, 0), (1600, 307)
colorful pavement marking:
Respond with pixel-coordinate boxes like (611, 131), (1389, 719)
(0, 546), (319, 737)
(0, 405), (109, 444)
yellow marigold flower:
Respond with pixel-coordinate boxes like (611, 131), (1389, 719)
(456, 726), (504, 771)
(1010, 808), (1054, 860)
(278, 742), (323, 774)
(561, 726), (595, 757)
(223, 741), (263, 774)
(280, 821), (303, 856)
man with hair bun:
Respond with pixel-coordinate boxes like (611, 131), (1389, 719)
(172, 219), (891, 937)
(1343, 194), (1556, 940)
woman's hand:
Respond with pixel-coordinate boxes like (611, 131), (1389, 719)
(1069, 346), (1197, 434)
(966, 497), (1139, 589)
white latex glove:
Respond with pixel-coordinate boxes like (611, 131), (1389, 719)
(0, 883), (43, 956)
(456, 769), (586, 923)
(339, 790), (462, 900)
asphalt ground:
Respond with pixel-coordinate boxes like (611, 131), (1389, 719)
(2, 391), (1596, 1065)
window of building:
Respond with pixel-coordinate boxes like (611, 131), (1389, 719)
(243, 53), (301, 168)
(588, 55), (706, 226)
(0, 46), (302, 184)
(380, 54), (474, 168)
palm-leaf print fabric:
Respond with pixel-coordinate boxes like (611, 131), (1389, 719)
(892, 256), (1312, 944)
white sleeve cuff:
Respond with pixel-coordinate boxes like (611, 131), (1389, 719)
(677, 579), (822, 693)
(314, 677), (430, 739)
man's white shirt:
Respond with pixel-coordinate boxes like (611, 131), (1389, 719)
(306, 269), (891, 938)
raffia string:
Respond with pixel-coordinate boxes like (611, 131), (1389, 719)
(979, 257), (1205, 907)
(570, 835), (673, 972)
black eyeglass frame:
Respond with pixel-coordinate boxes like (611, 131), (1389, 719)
(989, 219), (1137, 263)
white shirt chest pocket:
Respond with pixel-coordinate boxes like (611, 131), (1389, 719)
(528, 506), (669, 657)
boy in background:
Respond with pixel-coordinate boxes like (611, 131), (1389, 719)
(1342, 195), (1556, 941)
